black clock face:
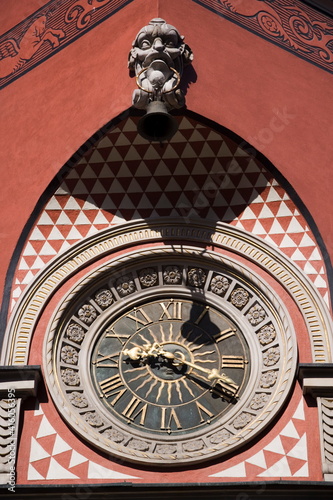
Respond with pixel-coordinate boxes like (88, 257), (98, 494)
(91, 298), (250, 436)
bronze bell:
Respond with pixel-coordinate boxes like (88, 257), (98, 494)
(137, 100), (179, 142)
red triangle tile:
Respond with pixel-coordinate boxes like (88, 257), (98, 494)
(45, 210), (62, 224)
(30, 241), (47, 254)
(30, 456), (51, 479)
(286, 455), (307, 476)
(45, 240), (64, 253)
(52, 450), (72, 469)
(36, 434), (57, 455)
(97, 147), (113, 161)
(68, 460), (89, 479)
(280, 435), (300, 455)
(245, 461), (266, 479)
(292, 418), (307, 436)
(263, 449), (285, 469)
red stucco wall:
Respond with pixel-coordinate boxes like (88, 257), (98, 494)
(1, 0), (332, 303)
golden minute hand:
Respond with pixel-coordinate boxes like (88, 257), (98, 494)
(163, 350), (237, 386)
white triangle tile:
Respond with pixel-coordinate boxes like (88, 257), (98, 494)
(119, 194), (136, 209)
(287, 434), (307, 460)
(97, 136), (113, 147)
(138, 194), (154, 209)
(31, 256), (47, 269)
(29, 437), (51, 462)
(30, 227), (46, 241)
(200, 142), (216, 157)
(39, 242), (57, 256)
(213, 191), (228, 207)
(280, 420), (300, 439)
(293, 399), (305, 420)
(135, 161), (153, 177)
(18, 258), (29, 270)
(79, 166), (97, 180)
(154, 161), (171, 176)
(209, 462), (246, 477)
(246, 450), (267, 469)
(48, 227), (66, 240)
(255, 173), (269, 188)
(23, 243), (37, 256)
(46, 457), (79, 479)
(190, 129), (206, 142)
(230, 191), (247, 206)
(304, 262), (319, 275)
(234, 146), (249, 157)
(252, 220), (267, 235)
(216, 142), (233, 157)
(114, 132), (131, 146)
(206, 207), (219, 220)
(258, 456), (292, 477)
(12, 287), (23, 298)
(45, 196), (62, 210)
(264, 435), (285, 455)
(126, 178), (144, 193)
(309, 248), (322, 260)
(59, 241), (72, 252)
(293, 462), (309, 477)
(207, 130), (222, 141)
(269, 219), (285, 234)
(143, 145), (161, 160)
(55, 185), (69, 196)
(291, 249), (307, 261)
(85, 226), (99, 237)
(246, 159), (261, 173)
(88, 150), (105, 164)
(34, 401), (43, 416)
(111, 212), (126, 224)
(55, 212), (73, 225)
(92, 211), (109, 225)
(87, 461), (140, 479)
(323, 292), (329, 307)
(74, 212), (92, 225)
(237, 174), (256, 189)
(276, 202), (293, 217)
(38, 212), (56, 225)
(156, 193), (174, 209)
(280, 234), (297, 248)
(99, 163), (114, 178)
(22, 271), (36, 285)
(36, 415), (56, 438)
(173, 160), (190, 176)
(91, 179), (107, 194)
(161, 144), (179, 159)
(183, 177), (200, 192)
(251, 191), (265, 203)
(52, 434), (72, 456)
(258, 205), (275, 219)
(287, 217), (306, 234)
(27, 463), (45, 480)
(122, 118), (137, 132)
(223, 207), (237, 221)
(69, 450), (89, 468)
(164, 177), (182, 192)
(181, 143), (197, 158)
(264, 234), (279, 247)
(106, 148), (124, 162)
(66, 168), (80, 179)
(178, 117), (194, 129)
(299, 233), (316, 247)
(314, 275), (327, 288)
(266, 186), (282, 202)
(144, 178), (162, 192)
(100, 195), (117, 210)
(72, 180), (89, 195)
(64, 197), (82, 210)
(66, 227), (84, 240)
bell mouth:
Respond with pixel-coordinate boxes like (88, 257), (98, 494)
(137, 101), (179, 142)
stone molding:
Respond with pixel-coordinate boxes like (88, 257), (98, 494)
(2, 219), (332, 367)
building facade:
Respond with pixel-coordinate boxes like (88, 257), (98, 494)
(0, 0), (333, 497)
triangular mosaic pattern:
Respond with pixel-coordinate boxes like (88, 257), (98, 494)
(11, 116), (329, 310)
(209, 398), (308, 479)
(26, 404), (140, 481)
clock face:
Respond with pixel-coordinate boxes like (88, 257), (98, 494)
(45, 251), (296, 466)
(91, 298), (250, 437)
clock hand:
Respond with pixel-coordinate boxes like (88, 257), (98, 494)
(163, 350), (238, 387)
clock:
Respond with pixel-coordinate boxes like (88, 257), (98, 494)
(91, 297), (250, 437)
(45, 249), (296, 466)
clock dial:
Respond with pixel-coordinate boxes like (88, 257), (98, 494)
(91, 298), (250, 436)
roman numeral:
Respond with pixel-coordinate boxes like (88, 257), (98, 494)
(195, 401), (214, 423)
(93, 351), (119, 367)
(105, 327), (130, 345)
(160, 407), (182, 432)
(99, 374), (126, 405)
(126, 307), (153, 327)
(221, 355), (245, 369)
(159, 301), (183, 320)
(213, 328), (236, 343)
(193, 306), (209, 325)
(122, 397), (147, 425)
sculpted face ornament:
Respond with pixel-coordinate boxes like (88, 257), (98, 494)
(129, 18), (193, 142)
